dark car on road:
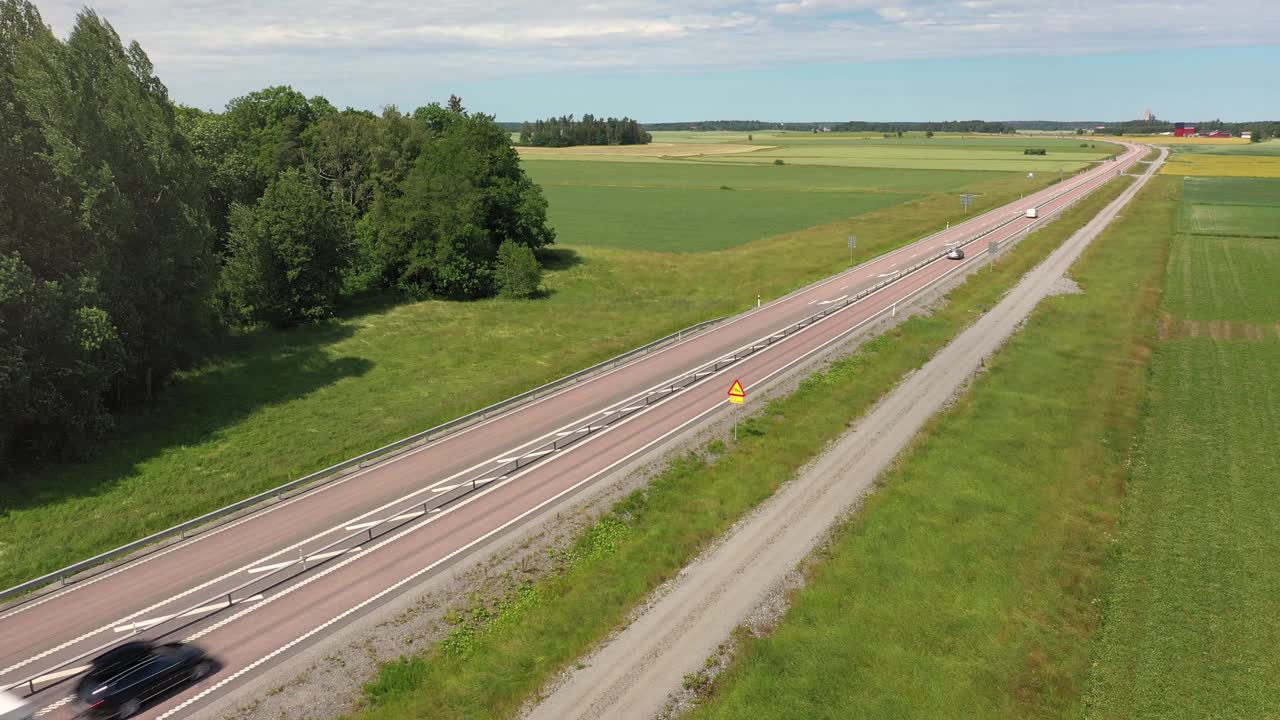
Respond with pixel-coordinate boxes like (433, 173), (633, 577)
(75, 641), (212, 718)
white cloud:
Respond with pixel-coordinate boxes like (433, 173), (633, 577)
(30, 0), (1280, 107)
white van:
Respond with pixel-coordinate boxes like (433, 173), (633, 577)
(0, 691), (32, 720)
(1025, 208), (1038, 218)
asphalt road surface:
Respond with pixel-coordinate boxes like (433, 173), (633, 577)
(0, 143), (1143, 719)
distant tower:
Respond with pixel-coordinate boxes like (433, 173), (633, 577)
(1144, 108), (1154, 122)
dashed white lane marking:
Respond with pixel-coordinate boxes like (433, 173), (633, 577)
(878, 272), (896, 278)
(345, 509), (428, 529)
(496, 449), (554, 464)
(807, 299), (819, 305)
(34, 694), (74, 716)
(113, 595), (265, 631)
(30, 664), (90, 685)
(818, 295), (849, 305)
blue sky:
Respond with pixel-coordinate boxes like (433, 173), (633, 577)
(34, 0), (1280, 122)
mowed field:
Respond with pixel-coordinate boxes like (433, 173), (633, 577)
(1176, 176), (1280, 240)
(1083, 164), (1280, 718)
(519, 131), (1116, 172)
(0, 136), (1063, 589)
(522, 160), (1006, 252)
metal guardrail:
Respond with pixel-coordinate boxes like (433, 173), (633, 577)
(3, 152), (1141, 698)
(0, 315), (728, 606)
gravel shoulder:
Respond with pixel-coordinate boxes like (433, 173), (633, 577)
(522, 151), (1166, 720)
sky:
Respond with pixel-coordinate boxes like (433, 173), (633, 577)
(32, 0), (1280, 122)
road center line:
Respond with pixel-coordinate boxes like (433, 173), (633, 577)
(111, 595), (266, 632)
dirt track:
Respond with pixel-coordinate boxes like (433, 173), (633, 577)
(524, 149), (1168, 720)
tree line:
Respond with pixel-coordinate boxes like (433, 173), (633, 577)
(517, 115), (651, 147)
(0, 1), (554, 465)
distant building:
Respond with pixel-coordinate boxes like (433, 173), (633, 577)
(1144, 108), (1154, 122)
(1207, 130), (1232, 138)
(1174, 122), (1196, 137)
(1242, 131), (1253, 140)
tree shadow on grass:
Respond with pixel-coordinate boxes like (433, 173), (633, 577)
(0, 320), (373, 517)
(538, 247), (583, 272)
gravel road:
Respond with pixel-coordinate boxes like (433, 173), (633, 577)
(524, 149), (1167, 720)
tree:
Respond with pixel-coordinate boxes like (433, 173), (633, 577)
(925, 130), (934, 138)
(494, 241), (542, 299)
(1252, 129), (1264, 143)
(368, 107), (555, 299)
(221, 170), (353, 326)
(896, 130), (903, 138)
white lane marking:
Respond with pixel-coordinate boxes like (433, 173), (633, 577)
(430, 484), (463, 494)
(345, 510), (427, 530)
(556, 429), (587, 437)
(30, 664), (90, 685)
(112, 595), (265, 632)
(496, 449), (554, 464)
(818, 295), (849, 305)
(620, 405), (644, 413)
(839, 285), (849, 291)
(807, 299), (819, 305)
(878, 272), (895, 278)
(34, 695), (74, 717)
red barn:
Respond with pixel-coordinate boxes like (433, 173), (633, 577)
(1174, 122), (1196, 137)
(1207, 130), (1232, 138)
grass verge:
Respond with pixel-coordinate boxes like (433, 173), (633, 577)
(0, 169), (1054, 590)
(339, 178), (1136, 720)
(684, 176), (1175, 720)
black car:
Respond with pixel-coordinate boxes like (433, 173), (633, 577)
(75, 641), (212, 718)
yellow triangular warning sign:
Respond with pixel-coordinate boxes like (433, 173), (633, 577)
(728, 380), (746, 398)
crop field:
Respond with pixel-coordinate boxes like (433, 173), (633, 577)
(1176, 176), (1280, 238)
(523, 159), (1018, 252)
(1181, 175), (1280, 205)
(1169, 139), (1280, 156)
(521, 159), (1001, 194)
(1161, 153), (1280, 177)
(535, 184), (915, 252)
(1178, 204), (1280, 237)
(520, 132), (1116, 171)
(1084, 175), (1280, 719)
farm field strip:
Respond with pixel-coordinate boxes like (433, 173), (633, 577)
(1083, 168), (1280, 719)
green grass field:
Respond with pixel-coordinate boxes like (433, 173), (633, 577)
(1083, 176), (1280, 720)
(1180, 175), (1280, 205)
(342, 173), (1137, 720)
(537, 185), (915, 252)
(522, 159), (1000, 193)
(0, 156), (1058, 590)
(1177, 204), (1280, 238)
(1170, 139), (1280, 156)
(1166, 234), (1280, 323)
(686, 177), (1174, 720)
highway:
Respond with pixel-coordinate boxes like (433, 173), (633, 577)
(0, 142), (1142, 719)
